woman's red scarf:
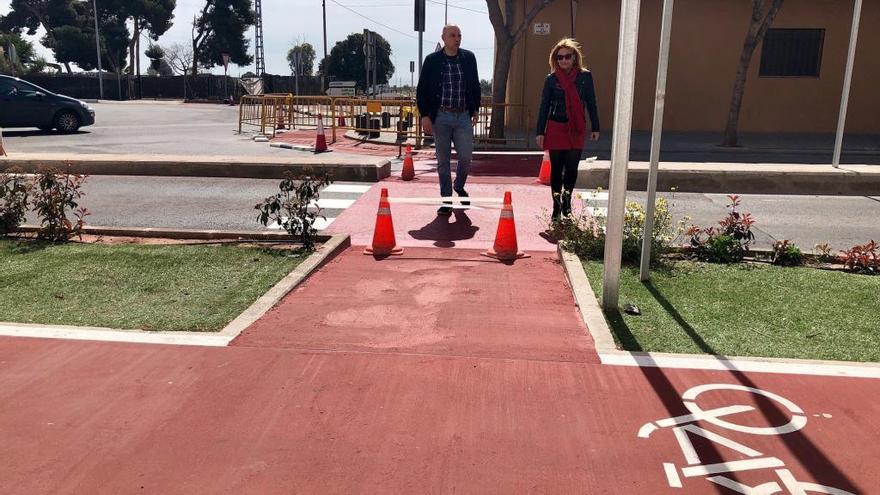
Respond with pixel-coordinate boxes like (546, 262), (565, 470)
(554, 67), (586, 140)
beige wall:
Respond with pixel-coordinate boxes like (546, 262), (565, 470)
(508, 0), (879, 134)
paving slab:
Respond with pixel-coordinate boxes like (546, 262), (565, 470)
(324, 182), (559, 252)
(232, 247), (595, 363)
(0, 337), (876, 494)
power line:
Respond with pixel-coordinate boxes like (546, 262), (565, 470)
(427, 0), (488, 15)
(328, 0), (440, 49)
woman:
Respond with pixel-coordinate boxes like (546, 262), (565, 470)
(536, 38), (600, 221)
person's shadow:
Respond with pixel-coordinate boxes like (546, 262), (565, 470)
(408, 209), (479, 247)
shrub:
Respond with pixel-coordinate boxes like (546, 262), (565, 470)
(687, 194), (755, 263)
(839, 240), (879, 274)
(256, 170), (333, 250)
(32, 169), (90, 241)
(0, 172), (31, 236)
(814, 243), (835, 263)
(553, 191), (681, 264)
(771, 239), (804, 266)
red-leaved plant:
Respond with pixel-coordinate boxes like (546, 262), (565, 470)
(687, 195), (756, 263)
(839, 240), (879, 274)
(32, 168), (90, 241)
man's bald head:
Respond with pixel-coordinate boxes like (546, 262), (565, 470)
(441, 24), (462, 55)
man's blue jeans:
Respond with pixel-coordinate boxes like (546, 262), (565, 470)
(433, 110), (473, 199)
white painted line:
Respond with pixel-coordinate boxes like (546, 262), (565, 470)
(599, 352), (880, 379)
(663, 463), (682, 488)
(681, 457), (785, 478)
(312, 217), (335, 230)
(312, 198), (355, 209)
(577, 190), (609, 201)
(0, 323), (232, 347)
(324, 184), (372, 194)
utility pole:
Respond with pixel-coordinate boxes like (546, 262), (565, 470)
(445, 0), (448, 24)
(92, 0), (104, 99)
(254, 0), (265, 75)
(323, 0), (328, 91)
(415, 0), (425, 77)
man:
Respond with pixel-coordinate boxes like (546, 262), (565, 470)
(416, 24), (481, 216)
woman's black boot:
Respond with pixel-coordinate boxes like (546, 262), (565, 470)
(561, 189), (573, 217)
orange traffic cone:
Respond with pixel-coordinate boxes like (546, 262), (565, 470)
(337, 115), (346, 127)
(276, 113), (286, 130)
(482, 191), (529, 261)
(364, 188), (404, 256)
(401, 144), (415, 181)
(314, 114), (328, 153)
(0, 128), (6, 157)
(536, 151), (551, 185)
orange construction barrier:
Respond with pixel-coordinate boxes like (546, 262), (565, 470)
(314, 114), (328, 153)
(482, 191), (529, 261)
(536, 151), (551, 185)
(401, 144), (415, 181)
(364, 188), (404, 256)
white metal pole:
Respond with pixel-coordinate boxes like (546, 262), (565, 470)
(639, 0), (674, 282)
(602, 0), (641, 311)
(92, 0), (104, 99)
(832, 0), (862, 168)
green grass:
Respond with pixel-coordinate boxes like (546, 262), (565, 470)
(583, 259), (880, 362)
(0, 240), (307, 332)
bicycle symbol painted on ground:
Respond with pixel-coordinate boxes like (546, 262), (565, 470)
(638, 383), (855, 494)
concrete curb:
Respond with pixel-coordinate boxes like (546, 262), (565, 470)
(0, 233), (351, 346)
(0, 153), (391, 182)
(218, 233), (351, 339)
(15, 224), (336, 241)
(578, 161), (880, 195)
(557, 246), (880, 378)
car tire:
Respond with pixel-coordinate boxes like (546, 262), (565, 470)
(53, 111), (81, 133)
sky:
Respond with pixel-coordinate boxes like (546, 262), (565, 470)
(0, 0), (496, 84)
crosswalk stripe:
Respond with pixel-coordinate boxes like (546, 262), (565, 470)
(324, 184), (373, 194)
(311, 198), (356, 209)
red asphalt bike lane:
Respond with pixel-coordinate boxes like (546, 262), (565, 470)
(1, 171), (878, 494)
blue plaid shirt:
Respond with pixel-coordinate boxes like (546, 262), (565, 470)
(440, 53), (466, 110)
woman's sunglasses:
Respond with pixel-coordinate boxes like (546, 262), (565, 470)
(556, 53), (573, 61)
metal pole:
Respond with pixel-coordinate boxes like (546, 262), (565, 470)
(602, 0), (641, 311)
(445, 0), (448, 24)
(322, 0), (328, 91)
(832, 0), (862, 168)
(418, 32), (423, 77)
(639, 0), (674, 282)
(92, 0), (104, 99)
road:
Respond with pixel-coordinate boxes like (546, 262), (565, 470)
(1, 101), (284, 157)
(20, 175), (879, 252)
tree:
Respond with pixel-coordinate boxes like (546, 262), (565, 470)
(164, 42), (194, 75)
(144, 43), (172, 75)
(722, 0), (784, 147)
(0, 0), (90, 72)
(287, 42), (315, 76)
(480, 78), (492, 97)
(0, 32), (36, 74)
(318, 32), (394, 91)
(486, 0), (555, 138)
(191, 0), (255, 75)
(108, 0), (176, 79)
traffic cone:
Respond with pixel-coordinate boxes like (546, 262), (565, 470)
(314, 114), (328, 153)
(0, 128), (6, 157)
(337, 115), (346, 127)
(536, 151), (551, 185)
(276, 113), (286, 130)
(364, 188), (404, 256)
(482, 191), (529, 261)
(401, 144), (415, 181)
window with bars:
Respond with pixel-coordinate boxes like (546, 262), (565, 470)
(759, 28), (825, 77)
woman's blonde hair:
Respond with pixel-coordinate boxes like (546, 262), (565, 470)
(548, 38), (587, 72)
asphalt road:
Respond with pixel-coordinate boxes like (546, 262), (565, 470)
(2, 101), (285, 157)
(20, 175), (879, 252)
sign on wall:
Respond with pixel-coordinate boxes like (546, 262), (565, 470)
(533, 23), (551, 35)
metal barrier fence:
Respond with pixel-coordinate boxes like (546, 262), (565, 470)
(237, 95), (529, 149)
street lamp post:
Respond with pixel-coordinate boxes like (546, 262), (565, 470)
(92, 0), (104, 99)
